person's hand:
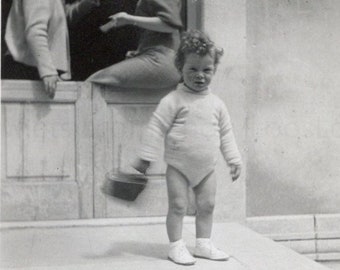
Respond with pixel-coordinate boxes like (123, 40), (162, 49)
(132, 159), (150, 175)
(108, 12), (131, 27)
(42, 75), (59, 99)
(125, 50), (138, 59)
(99, 12), (132, 33)
(230, 164), (241, 182)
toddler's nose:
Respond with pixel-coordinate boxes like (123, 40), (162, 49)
(196, 73), (204, 79)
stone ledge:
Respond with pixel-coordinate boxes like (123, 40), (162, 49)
(0, 222), (329, 270)
(0, 216), (195, 230)
(247, 214), (340, 262)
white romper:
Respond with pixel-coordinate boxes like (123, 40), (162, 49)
(139, 84), (242, 187)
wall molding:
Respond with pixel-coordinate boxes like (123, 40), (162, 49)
(247, 214), (340, 262)
(0, 216), (195, 230)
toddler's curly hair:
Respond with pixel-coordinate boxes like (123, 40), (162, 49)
(175, 30), (224, 72)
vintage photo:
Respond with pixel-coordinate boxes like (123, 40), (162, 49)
(1, 0), (339, 269)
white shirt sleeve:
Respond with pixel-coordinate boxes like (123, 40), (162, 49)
(218, 101), (242, 166)
(138, 93), (178, 162)
(23, 0), (58, 78)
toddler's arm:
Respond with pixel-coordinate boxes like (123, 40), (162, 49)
(137, 93), (178, 165)
(218, 101), (242, 180)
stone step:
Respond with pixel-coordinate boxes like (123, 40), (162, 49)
(0, 221), (329, 270)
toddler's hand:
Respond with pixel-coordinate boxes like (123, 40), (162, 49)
(132, 159), (150, 175)
(230, 164), (241, 182)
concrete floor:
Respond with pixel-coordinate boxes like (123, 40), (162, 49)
(0, 221), (331, 270)
(321, 262), (340, 270)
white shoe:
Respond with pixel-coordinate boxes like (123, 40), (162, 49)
(168, 239), (196, 265)
(194, 238), (230, 261)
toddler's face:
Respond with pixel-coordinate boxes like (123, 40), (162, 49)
(182, 53), (215, 92)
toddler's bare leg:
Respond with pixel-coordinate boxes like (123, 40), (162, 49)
(193, 172), (217, 238)
(166, 165), (189, 242)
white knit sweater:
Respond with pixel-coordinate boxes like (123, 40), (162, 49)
(139, 84), (242, 186)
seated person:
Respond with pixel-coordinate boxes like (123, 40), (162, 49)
(86, 0), (183, 90)
(3, 0), (100, 98)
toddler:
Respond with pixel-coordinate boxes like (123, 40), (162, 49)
(133, 30), (242, 265)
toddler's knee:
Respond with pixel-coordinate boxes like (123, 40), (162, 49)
(169, 198), (187, 216)
(197, 199), (215, 215)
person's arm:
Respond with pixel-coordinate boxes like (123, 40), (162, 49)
(65, 0), (100, 26)
(218, 101), (242, 181)
(137, 93), (178, 164)
(24, 0), (57, 77)
(23, 0), (59, 97)
(100, 12), (176, 33)
(133, 97), (177, 174)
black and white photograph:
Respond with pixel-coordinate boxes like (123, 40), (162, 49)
(0, 0), (339, 269)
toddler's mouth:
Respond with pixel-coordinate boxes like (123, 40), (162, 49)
(195, 81), (205, 85)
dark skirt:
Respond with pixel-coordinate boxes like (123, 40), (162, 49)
(86, 46), (180, 89)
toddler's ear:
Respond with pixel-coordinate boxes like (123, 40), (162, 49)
(216, 47), (224, 57)
(213, 66), (217, 74)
